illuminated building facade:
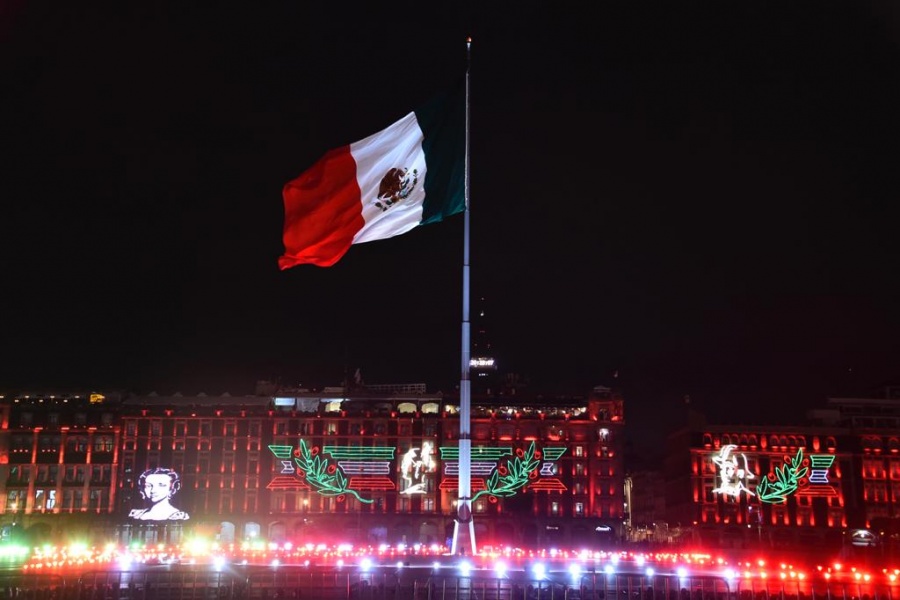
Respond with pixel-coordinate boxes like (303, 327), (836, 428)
(113, 384), (627, 549)
(664, 389), (900, 552)
(0, 384), (626, 547)
(4, 384), (899, 555)
(0, 393), (121, 542)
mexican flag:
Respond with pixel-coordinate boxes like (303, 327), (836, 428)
(278, 82), (465, 269)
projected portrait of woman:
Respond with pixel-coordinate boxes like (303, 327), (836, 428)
(128, 467), (190, 521)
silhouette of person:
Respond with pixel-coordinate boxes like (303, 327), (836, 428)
(128, 468), (190, 520)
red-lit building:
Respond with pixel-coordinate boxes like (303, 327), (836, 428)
(5, 384), (899, 556)
(663, 387), (900, 555)
(117, 384), (626, 549)
(0, 392), (122, 543)
(0, 384), (628, 549)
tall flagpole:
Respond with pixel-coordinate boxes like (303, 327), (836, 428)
(451, 36), (476, 557)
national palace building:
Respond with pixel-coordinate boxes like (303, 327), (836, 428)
(2, 382), (899, 555)
(0, 382), (627, 550)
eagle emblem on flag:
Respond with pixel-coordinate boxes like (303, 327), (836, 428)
(374, 167), (418, 212)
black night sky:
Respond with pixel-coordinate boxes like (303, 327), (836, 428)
(3, 3), (900, 452)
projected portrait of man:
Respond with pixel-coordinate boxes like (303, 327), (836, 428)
(128, 467), (190, 521)
(711, 444), (756, 498)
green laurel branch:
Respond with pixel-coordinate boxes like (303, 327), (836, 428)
(757, 448), (809, 504)
(294, 439), (374, 504)
(472, 441), (541, 502)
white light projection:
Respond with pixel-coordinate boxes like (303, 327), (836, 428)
(711, 444), (755, 497)
(399, 441), (435, 494)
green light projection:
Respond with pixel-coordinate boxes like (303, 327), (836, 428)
(268, 439), (567, 503)
(756, 448), (810, 504)
(471, 441), (540, 502)
(705, 445), (837, 505)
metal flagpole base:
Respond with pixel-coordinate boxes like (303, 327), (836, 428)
(450, 514), (476, 556)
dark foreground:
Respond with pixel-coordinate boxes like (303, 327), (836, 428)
(2, 565), (899, 600)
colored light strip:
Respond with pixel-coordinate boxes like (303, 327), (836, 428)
(798, 486), (838, 497)
(443, 461), (497, 475)
(269, 445), (294, 459)
(323, 446), (396, 459)
(439, 447), (512, 460)
(439, 477), (486, 491)
(541, 447), (567, 461)
(527, 478), (568, 492)
(348, 476), (396, 490)
(810, 455), (836, 468)
(339, 461), (391, 475)
(267, 476), (310, 490)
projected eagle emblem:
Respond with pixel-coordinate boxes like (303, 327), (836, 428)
(374, 167), (418, 212)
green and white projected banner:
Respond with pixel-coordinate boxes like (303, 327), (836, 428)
(268, 440), (568, 504)
(710, 444), (836, 504)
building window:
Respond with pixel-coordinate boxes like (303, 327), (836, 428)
(69, 437), (89, 452)
(36, 491), (53, 514)
(94, 435), (113, 452)
(574, 502), (584, 516)
(574, 446), (585, 457)
(7, 490), (24, 511)
(39, 436), (60, 452)
(550, 501), (560, 516)
(11, 436), (30, 452)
